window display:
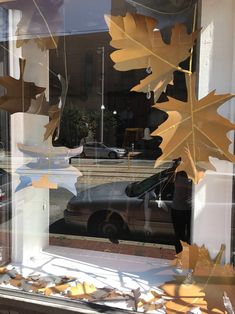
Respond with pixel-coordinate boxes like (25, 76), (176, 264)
(0, 1), (235, 313)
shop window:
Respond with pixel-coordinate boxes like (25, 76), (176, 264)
(0, 1), (235, 313)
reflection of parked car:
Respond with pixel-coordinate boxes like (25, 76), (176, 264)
(64, 159), (180, 242)
(81, 142), (127, 159)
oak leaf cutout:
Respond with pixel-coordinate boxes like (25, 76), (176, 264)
(152, 74), (235, 183)
(105, 13), (198, 101)
(0, 0), (63, 50)
(0, 58), (45, 114)
(168, 242), (235, 313)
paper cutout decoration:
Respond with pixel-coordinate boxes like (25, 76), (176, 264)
(0, 58), (45, 114)
(27, 92), (49, 115)
(0, 0), (63, 50)
(17, 142), (83, 161)
(43, 104), (60, 141)
(168, 242), (235, 313)
(44, 74), (68, 141)
(152, 74), (235, 183)
(105, 13), (198, 101)
(15, 142), (83, 194)
(125, 0), (198, 30)
(32, 175), (57, 189)
(15, 167), (82, 195)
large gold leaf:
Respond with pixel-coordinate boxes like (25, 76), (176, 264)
(105, 13), (198, 101)
(152, 74), (235, 183)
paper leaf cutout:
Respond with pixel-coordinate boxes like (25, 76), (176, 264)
(105, 13), (198, 101)
(44, 74), (68, 140)
(17, 141), (83, 159)
(68, 282), (97, 299)
(132, 287), (141, 311)
(32, 175), (58, 189)
(152, 74), (235, 183)
(0, 58), (45, 114)
(169, 242), (235, 313)
(0, 0), (63, 50)
(27, 92), (49, 115)
(44, 105), (60, 140)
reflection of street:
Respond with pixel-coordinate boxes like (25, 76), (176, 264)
(50, 157), (156, 224)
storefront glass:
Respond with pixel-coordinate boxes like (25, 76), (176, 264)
(0, 0), (235, 313)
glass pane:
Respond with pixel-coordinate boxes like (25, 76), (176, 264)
(0, 1), (235, 312)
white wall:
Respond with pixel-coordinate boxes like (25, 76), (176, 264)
(193, 0), (235, 262)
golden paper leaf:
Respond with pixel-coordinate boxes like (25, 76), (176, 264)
(169, 243), (235, 312)
(44, 105), (60, 141)
(152, 74), (235, 183)
(0, 58), (45, 114)
(32, 175), (58, 189)
(162, 282), (208, 313)
(105, 13), (198, 101)
(68, 282), (96, 299)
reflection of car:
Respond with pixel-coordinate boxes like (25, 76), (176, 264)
(81, 142), (126, 159)
(64, 159), (181, 242)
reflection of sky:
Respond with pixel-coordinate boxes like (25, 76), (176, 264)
(64, 0), (111, 34)
(0, 0), (111, 41)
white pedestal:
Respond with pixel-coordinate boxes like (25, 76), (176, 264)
(11, 113), (49, 263)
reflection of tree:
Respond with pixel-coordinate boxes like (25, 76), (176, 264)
(56, 107), (88, 148)
(87, 110), (118, 144)
(54, 108), (118, 148)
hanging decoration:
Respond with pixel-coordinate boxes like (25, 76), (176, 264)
(105, 13), (198, 101)
(0, 0), (64, 50)
(0, 58), (45, 114)
(151, 74), (235, 182)
(44, 74), (68, 141)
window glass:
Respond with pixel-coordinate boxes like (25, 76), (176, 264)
(0, 1), (235, 313)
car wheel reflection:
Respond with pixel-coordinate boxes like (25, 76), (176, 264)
(87, 210), (128, 238)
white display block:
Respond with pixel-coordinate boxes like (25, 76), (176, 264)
(11, 113), (49, 263)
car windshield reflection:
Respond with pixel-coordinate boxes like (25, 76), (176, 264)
(125, 158), (181, 197)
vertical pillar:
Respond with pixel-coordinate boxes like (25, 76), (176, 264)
(11, 113), (49, 263)
(192, 0), (235, 262)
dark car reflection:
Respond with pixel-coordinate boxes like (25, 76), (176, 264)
(64, 159), (180, 243)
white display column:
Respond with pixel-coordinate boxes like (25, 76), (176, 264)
(192, 0), (235, 263)
(11, 113), (49, 263)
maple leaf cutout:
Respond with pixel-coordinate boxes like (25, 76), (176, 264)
(170, 242), (235, 313)
(0, 58), (45, 114)
(105, 13), (198, 101)
(152, 74), (235, 183)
